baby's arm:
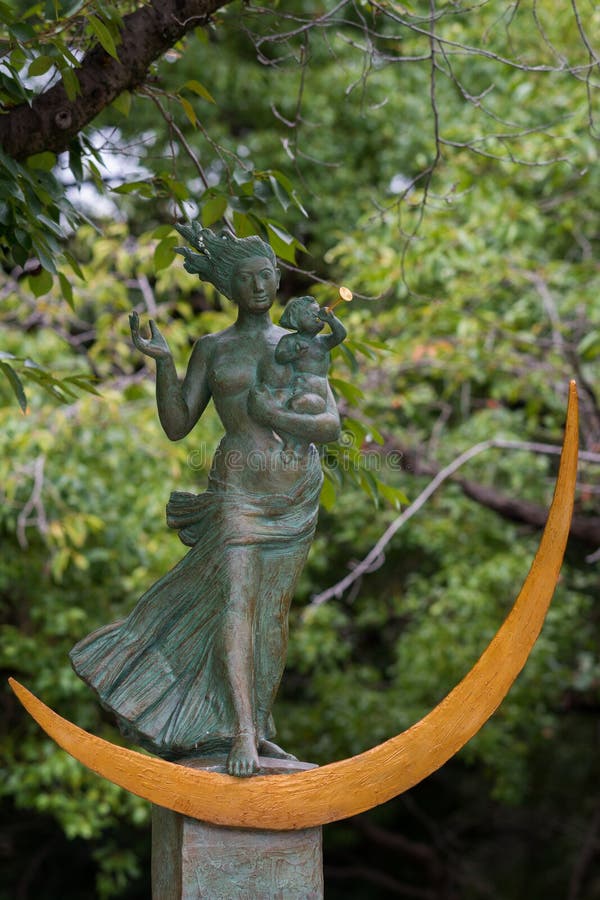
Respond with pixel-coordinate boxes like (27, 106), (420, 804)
(317, 309), (347, 351)
(275, 333), (310, 364)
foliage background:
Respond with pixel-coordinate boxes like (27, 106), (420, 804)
(1, 2), (599, 898)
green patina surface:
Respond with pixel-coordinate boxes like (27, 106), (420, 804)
(152, 806), (323, 900)
(151, 758), (323, 898)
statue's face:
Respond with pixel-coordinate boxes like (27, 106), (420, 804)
(231, 257), (279, 312)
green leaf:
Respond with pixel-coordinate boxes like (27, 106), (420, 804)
(12, 243), (28, 266)
(228, 194), (252, 213)
(577, 330), (600, 361)
(367, 424), (385, 445)
(329, 377), (364, 405)
(264, 222), (307, 264)
(269, 174), (290, 211)
(0, 147), (21, 178)
(61, 67), (80, 101)
(358, 469), (380, 505)
(38, 213), (64, 237)
(179, 96), (197, 128)
(23, 357), (43, 370)
(272, 222), (306, 249)
(9, 46), (28, 69)
(153, 237), (178, 272)
(377, 481), (409, 509)
(112, 181), (154, 198)
(88, 15), (119, 60)
(269, 169), (308, 217)
(0, 1), (15, 23)
(63, 374), (101, 396)
(26, 151), (56, 172)
(59, 272), (74, 309)
(183, 80), (215, 104)
(359, 338), (389, 352)
(151, 224), (174, 239)
(87, 159), (104, 191)
(13, 227), (30, 249)
(161, 175), (189, 202)
(31, 237), (57, 274)
(343, 416), (368, 447)
(9, 22), (35, 42)
(232, 211), (257, 238)
(68, 141), (83, 183)
(233, 167), (253, 186)
(56, 41), (81, 68)
(64, 251), (84, 280)
(201, 194), (227, 227)
(97, 3), (124, 27)
(28, 268), (53, 297)
(335, 342), (360, 374)
(0, 362), (28, 412)
(112, 90), (131, 117)
(28, 55), (54, 77)
(319, 472), (337, 510)
(347, 338), (384, 360)
(60, 0), (84, 14)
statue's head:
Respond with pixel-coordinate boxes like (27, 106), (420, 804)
(279, 296), (323, 334)
(175, 224), (279, 305)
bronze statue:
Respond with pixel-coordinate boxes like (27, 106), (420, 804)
(70, 227), (341, 777)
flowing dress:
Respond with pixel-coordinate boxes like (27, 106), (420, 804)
(70, 448), (322, 758)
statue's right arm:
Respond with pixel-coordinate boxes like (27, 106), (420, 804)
(156, 337), (213, 441)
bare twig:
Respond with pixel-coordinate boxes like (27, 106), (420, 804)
(141, 87), (235, 232)
(523, 271), (565, 351)
(16, 456), (48, 549)
(137, 274), (158, 315)
(369, 0), (597, 75)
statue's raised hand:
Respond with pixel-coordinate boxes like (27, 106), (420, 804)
(129, 311), (171, 360)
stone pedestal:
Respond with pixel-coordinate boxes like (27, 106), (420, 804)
(151, 758), (323, 900)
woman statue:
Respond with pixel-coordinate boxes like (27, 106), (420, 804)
(70, 227), (341, 777)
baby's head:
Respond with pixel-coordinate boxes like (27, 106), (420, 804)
(280, 296), (324, 334)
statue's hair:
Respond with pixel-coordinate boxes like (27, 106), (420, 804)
(174, 223), (277, 300)
(279, 296), (315, 331)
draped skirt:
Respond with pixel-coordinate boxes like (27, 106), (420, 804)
(70, 453), (322, 758)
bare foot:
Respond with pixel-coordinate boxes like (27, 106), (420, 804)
(258, 739), (298, 761)
(227, 733), (259, 777)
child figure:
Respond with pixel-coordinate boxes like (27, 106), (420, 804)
(275, 295), (347, 456)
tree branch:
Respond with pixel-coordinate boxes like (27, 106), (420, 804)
(401, 441), (600, 545)
(456, 476), (600, 544)
(0, 0), (233, 160)
(310, 438), (600, 608)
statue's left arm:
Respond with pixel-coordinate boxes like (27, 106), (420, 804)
(249, 381), (341, 445)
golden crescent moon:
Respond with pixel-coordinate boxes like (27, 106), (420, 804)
(9, 382), (578, 831)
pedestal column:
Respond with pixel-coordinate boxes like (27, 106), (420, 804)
(151, 757), (323, 900)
